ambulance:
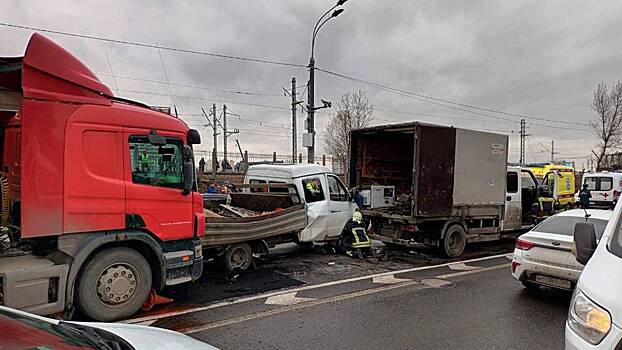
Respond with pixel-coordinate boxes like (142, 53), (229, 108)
(528, 163), (576, 208)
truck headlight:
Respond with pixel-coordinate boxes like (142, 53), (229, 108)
(568, 289), (611, 344)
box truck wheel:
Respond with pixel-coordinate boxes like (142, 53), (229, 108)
(223, 243), (253, 272)
(75, 247), (152, 321)
(442, 225), (466, 258)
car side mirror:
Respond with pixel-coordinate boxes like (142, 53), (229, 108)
(573, 222), (597, 265)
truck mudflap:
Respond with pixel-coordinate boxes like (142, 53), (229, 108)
(0, 255), (69, 316)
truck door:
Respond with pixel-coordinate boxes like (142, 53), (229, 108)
(124, 132), (194, 241)
(502, 170), (522, 231)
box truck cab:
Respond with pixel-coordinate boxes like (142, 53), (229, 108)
(244, 164), (357, 242)
(578, 171), (622, 209)
(567, 201), (622, 348)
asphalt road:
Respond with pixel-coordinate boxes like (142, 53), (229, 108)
(126, 254), (571, 350)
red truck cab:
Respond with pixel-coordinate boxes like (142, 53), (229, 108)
(0, 33), (205, 321)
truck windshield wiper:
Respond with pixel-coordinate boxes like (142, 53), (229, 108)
(58, 322), (123, 350)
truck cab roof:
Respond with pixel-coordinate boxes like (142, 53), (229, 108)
(246, 164), (334, 180)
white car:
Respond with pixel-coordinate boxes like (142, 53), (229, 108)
(566, 200), (622, 348)
(511, 209), (611, 291)
(0, 305), (217, 350)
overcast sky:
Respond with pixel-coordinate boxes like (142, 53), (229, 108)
(3, 0), (621, 168)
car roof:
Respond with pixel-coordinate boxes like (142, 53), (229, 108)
(246, 164), (333, 178)
(554, 209), (612, 221)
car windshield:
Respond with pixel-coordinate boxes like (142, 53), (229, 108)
(0, 310), (98, 350)
(534, 216), (608, 239)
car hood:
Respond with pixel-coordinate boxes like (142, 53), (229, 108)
(74, 322), (218, 350)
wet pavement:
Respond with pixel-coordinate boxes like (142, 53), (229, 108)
(127, 253), (571, 349)
(129, 238), (518, 321)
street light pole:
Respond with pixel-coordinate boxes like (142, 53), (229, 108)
(306, 0), (347, 164)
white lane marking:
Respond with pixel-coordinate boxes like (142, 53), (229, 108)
(448, 262), (480, 271)
(265, 292), (315, 306)
(121, 252), (511, 324)
(372, 275), (412, 284)
(181, 280), (425, 334)
(436, 263), (509, 279)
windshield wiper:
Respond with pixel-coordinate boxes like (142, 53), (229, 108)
(58, 323), (122, 350)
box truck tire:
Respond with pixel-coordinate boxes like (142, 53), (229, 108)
(75, 247), (152, 321)
(442, 225), (467, 258)
(223, 243), (253, 272)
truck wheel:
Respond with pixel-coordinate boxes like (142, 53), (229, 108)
(76, 247), (152, 321)
(442, 225), (466, 258)
(224, 243), (253, 272)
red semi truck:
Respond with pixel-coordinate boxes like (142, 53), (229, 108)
(0, 34), (205, 321)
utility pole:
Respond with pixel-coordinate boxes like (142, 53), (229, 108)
(551, 140), (555, 163)
(291, 77), (297, 163)
(307, 61), (315, 164)
(519, 119), (526, 165)
(212, 104), (218, 178)
(221, 104), (239, 171)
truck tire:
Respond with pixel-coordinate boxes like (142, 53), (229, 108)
(441, 225), (466, 258)
(223, 243), (253, 272)
(75, 247), (152, 321)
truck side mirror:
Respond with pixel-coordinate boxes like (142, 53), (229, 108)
(573, 222), (597, 265)
(187, 129), (201, 145)
(182, 145), (194, 195)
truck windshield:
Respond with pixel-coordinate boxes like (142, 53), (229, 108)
(129, 135), (184, 189)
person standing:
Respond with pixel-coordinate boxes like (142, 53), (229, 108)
(579, 183), (592, 209)
(199, 157), (206, 173)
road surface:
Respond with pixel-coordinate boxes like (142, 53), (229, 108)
(125, 254), (571, 349)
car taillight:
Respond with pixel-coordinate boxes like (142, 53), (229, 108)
(516, 239), (535, 250)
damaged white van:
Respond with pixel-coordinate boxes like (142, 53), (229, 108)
(244, 164), (358, 242)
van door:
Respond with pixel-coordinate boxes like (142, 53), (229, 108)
(502, 170), (522, 231)
(299, 174), (331, 242)
(326, 174), (357, 238)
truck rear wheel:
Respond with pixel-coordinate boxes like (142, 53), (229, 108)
(223, 243), (253, 272)
(442, 225), (466, 258)
(76, 247), (152, 321)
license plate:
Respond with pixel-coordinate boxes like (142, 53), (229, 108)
(535, 275), (571, 289)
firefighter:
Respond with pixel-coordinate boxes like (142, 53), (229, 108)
(340, 209), (372, 259)
(579, 183), (592, 209)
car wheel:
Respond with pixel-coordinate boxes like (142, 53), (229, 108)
(76, 247), (152, 321)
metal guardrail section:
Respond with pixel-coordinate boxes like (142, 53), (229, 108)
(202, 204), (307, 246)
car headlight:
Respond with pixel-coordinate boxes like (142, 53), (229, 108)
(568, 289), (611, 344)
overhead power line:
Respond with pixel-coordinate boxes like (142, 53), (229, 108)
(316, 67), (589, 127)
(0, 22), (306, 68)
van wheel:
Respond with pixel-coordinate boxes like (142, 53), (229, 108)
(441, 225), (466, 258)
(224, 243), (253, 272)
(76, 247), (152, 321)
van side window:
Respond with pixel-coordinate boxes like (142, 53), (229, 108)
(327, 175), (349, 202)
(249, 179), (267, 193)
(302, 177), (325, 203)
(507, 172), (518, 193)
(129, 135), (183, 189)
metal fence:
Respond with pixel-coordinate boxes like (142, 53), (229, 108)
(193, 150), (344, 175)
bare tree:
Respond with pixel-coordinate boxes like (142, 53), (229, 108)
(591, 81), (622, 169)
(323, 91), (374, 182)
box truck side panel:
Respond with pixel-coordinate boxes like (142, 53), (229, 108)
(415, 125), (455, 217)
(452, 129), (508, 207)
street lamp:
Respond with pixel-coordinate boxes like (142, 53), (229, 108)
(305, 0), (347, 164)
